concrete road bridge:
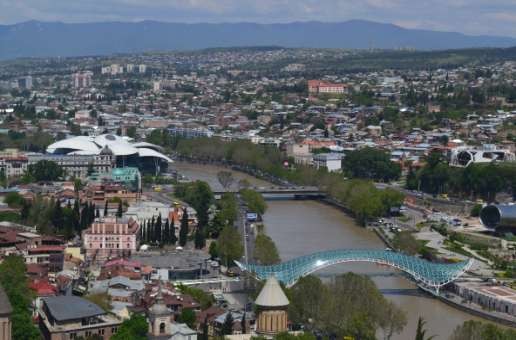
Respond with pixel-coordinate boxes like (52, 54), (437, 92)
(214, 186), (326, 200)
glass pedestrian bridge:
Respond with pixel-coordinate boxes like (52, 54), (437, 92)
(235, 249), (473, 293)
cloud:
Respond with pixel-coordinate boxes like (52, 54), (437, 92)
(0, 0), (516, 37)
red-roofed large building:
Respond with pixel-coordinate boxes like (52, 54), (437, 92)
(308, 80), (348, 95)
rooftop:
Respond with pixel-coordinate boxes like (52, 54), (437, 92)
(43, 296), (105, 322)
(255, 276), (289, 307)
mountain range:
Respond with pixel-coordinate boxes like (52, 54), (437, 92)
(1, 20), (516, 60)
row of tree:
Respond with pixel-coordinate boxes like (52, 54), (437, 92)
(406, 151), (516, 201)
(165, 136), (403, 225)
(140, 214), (177, 246)
(4, 192), (99, 238)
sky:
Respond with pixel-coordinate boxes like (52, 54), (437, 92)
(1, 0), (516, 37)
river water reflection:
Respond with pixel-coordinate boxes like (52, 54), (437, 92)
(173, 162), (482, 340)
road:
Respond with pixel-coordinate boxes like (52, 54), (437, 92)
(236, 194), (254, 266)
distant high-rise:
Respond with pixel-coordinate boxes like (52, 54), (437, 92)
(138, 64), (147, 73)
(126, 64), (135, 72)
(18, 76), (32, 90)
(72, 71), (93, 88)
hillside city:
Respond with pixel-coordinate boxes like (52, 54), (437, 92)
(0, 47), (515, 340)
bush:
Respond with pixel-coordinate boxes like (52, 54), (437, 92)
(470, 204), (482, 217)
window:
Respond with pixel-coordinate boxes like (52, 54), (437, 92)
(112, 327), (118, 334)
(99, 329), (105, 335)
(85, 331), (92, 337)
(70, 333), (77, 339)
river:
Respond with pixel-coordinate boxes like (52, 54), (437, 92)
(173, 162), (483, 340)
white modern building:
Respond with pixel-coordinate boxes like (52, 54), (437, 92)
(450, 144), (515, 167)
(46, 134), (172, 174)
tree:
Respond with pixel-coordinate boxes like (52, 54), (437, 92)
(111, 314), (148, 340)
(450, 320), (516, 340)
(51, 199), (64, 232)
(238, 178), (251, 190)
(116, 201), (123, 218)
(288, 275), (328, 326)
(221, 312), (234, 335)
(241, 312), (247, 334)
(343, 147), (401, 182)
(174, 181), (214, 227)
(378, 300), (407, 340)
(209, 241), (219, 259)
(415, 317), (435, 340)
(253, 233), (280, 265)
(24, 160), (64, 182)
(179, 208), (189, 247)
(392, 231), (421, 255)
(170, 217), (177, 245)
(194, 228), (206, 249)
(0, 167), (6, 187)
(4, 192), (25, 208)
(0, 256), (41, 340)
(218, 225), (243, 267)
(178, 308), (196, 329)
(163, 219), (170, 245)
(240, 189), (267, 215)
(155, 214), (162, 245)
(217, 170), (235, 191)
(288, 273), (406, 339)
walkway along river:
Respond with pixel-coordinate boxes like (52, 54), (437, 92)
(173, 162), (486, 340)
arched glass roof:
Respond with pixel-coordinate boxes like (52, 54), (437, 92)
(236, 249), (473, 289)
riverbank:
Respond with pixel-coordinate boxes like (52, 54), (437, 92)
(173, 162), (495, 339)
(437, 290), (516, 328)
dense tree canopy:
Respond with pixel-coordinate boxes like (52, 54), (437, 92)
(111, 314), (148, 340)
(240, 189), (267, 215)
(287, 274), (406, 340)
(24, 160), (64, 182)
(175, 180), (214, 227)
(0, 256), (41, 340)
(408, 151), (516, 201)
(343, 147), (401, 182)
(450, 320), (516, 340)
(217, 225), (243, 267)
(253, 233), (280, 265)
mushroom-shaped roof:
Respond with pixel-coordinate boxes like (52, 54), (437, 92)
(133, 142), (164, 152)
(93, 134), (126, 147)
(255, 276), (289, 307)
(137, 147), (173, 163)
(46, 136), (99, 154)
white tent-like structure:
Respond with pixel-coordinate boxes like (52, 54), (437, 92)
(46, 134), (172, 173)
(255, 276), (289, 307)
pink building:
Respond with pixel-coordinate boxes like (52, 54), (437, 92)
(83, 217), (140, 263)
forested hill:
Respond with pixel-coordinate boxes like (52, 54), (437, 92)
(1, 20), (516, 60)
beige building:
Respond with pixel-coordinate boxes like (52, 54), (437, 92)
(255, 276), (289, 336)
(285, 143), (312, 165)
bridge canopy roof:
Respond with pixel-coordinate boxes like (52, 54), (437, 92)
(236, 249), (472, 288)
